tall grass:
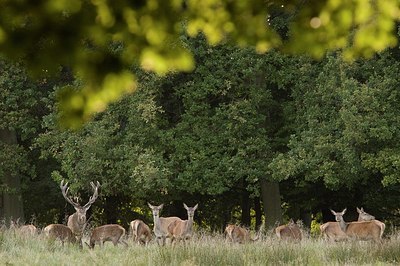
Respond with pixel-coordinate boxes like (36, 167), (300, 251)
(1, 229), (400, 265)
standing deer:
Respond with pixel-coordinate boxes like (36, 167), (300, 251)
(330, 208), (385, 242)
(225, 224), (258, 244)
(89, 224), (127, 248)
(168, 203), (198, 244)
(43, 224), (76, 246)
(275, 219), (302, 241)
(129, 219), (152, 245)
(148, 203), (182, 246)
(321, 207), (381, 241)
(319, 221), (348, 241)
(60, 180), (100, 246)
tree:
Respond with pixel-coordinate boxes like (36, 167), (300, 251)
(269, 50), (400, 220)
(0, 0), (398, 128)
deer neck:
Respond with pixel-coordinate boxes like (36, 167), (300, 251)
(68, 213), (85, 235)
(338, 218), (348, 233)
(185, 216), (194, 234)
(152, 215), (165, 236)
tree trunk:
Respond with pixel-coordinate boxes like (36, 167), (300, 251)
(254, 197), (262, 230)
(0, 128), (24, 223)
(104, 195), (118, 224)
(240, 187), (251, 227)
(260, 179), (282, 228)
(300, 209), (312, 229)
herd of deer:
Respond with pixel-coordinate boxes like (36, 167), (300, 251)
(8, 181), (387, 248)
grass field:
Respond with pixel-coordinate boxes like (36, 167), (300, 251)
(1, 229), (400, 266)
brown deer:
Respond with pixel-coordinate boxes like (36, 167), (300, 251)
(330, 208), (385, 242)
(89, 224), (127, 248)
(19, 225), (38, 236)
(9, 218), (38, 236)
(43, 224), (76, 246)
(275, 219), (302, 241)
(168, 203), (198, 244)
(60, 180), (100, 246)
(225, 224), (258, 244)
(129, 219), (152, 245)
(320, 207), (380, 241)
(148, 203), (182, 246)
(320, 222), (348, 241)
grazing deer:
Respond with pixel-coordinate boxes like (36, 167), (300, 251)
(89, 224), (127, 248)
(148, 203), (182, 246)
(330, 208), (385, 242)
(9, 218), (38, 236)
(60, 180), (100, 246)
(168, 203), (198, 244)
(275, 219), (302, 241)
(43, 224), (76, 246)
(225, 224), (258, 244)
(129, 219), (152, 245)
(19, 225), (38, 236)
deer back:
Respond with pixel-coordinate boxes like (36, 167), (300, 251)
(44, 224), (75, 243)
(225, 224), (249, 243)
(345, 220), (383, 240)
(276, 224), (302, 240)
(320, 222), (348, 241)
(130, 219), (151, 243)
(90, 224), (125, 242)
(19, 225), (38, 236)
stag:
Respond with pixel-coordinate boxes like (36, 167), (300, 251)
(43, 224), (76, 246)
(129, 219), (152, 245)
(275, 219), (302, 241)
(148, 203), (182, 246)
(89, 224), (127, 248)
(225, 224), (258, 244)
(330, 208), (385, 242)
(60, 180), (100, 246)
(168, 203), (198, 244)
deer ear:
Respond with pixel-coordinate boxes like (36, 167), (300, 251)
(183, 203), (188, 210)
(147, 202), (153, 208)
(193, 204), (198, 210)
(342, 208), (347, 214)
(356, 207), (361, 213)
(159, 204), (164, 209)
(330, 209), (336, 215)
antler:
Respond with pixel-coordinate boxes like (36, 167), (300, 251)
(83, 181), (100, 209)
(60, 180), (81, 208)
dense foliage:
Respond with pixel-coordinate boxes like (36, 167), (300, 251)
(0, 1), (398, 127)
(2, 30), (400, 229)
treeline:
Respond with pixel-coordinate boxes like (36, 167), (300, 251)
(1, 34), (400, 230)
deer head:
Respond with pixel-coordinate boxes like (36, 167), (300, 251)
(357, 207), (375, 221)
(183, 203), (198, 219)
(60, 180), (100, 226)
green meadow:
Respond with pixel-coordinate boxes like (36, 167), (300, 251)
(1, 229), (400, 266)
